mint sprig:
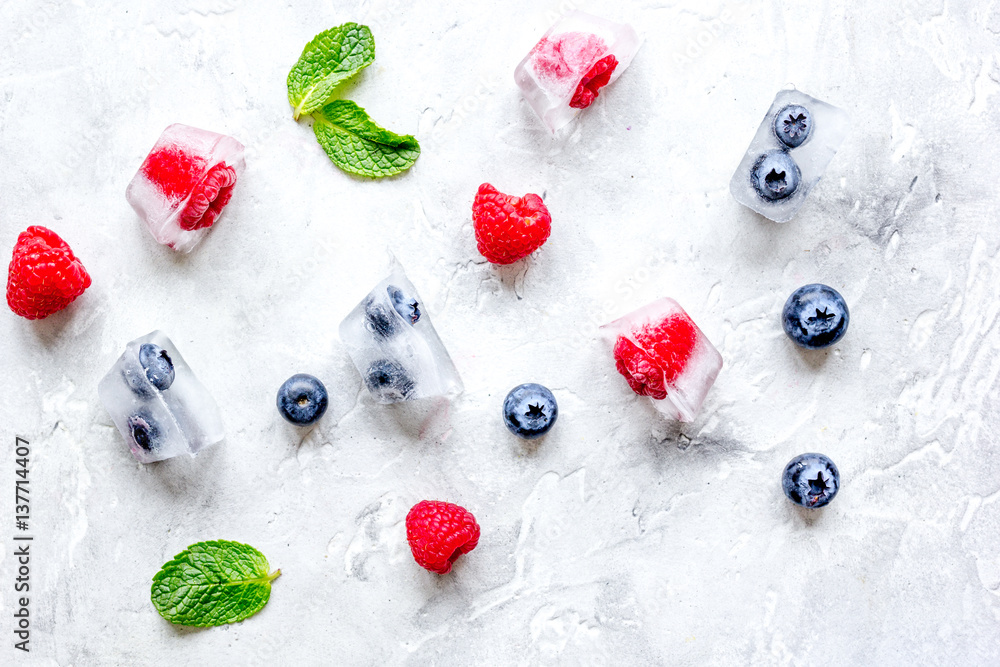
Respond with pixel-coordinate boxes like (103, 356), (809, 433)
(287, 23), (375, 120)
(313, 100), (420, 178)
(151, 540), (280, 627)
(287, 24), (420, 179)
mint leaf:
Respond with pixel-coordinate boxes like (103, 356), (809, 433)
(313, 100), (420, 178)
(151, 540), (280, 627)
(287, 23), (375, 120)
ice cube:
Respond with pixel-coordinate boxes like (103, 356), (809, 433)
(729, 89), (849, 223)
(515, 11), (641, 133)
(601, 298), (722, 422)
(339, 259), (463, 404)
(98, 331), (224, 463)
(126, 124), (245, 253)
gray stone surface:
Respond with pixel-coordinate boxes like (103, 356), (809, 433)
(1, 0), (999, 664)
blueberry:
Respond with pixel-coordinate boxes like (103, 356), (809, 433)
(138, 343), (175, 391)
(773, 104), (812, 148)
(364, 298), (401, 338)
(782, 453), (840, 508)
(752, 150), (801, 201)
(387, 285), (420, 325)
(126, 412), (160, 452)
(364, 359), (415, 402)
(276, 374), (329, 426)
(782, 284), (849, 349)
(502, 383), (558, 440)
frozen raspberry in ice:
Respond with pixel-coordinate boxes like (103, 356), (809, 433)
(601, 298), (722, 422)
(126, 124), (245, 253)
(570, 55), (618, 109)
(515, 11), (641, 133)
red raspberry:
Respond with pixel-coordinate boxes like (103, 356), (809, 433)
(613, 314), (698, 398)
(179, 163), (238, 231)
(142, 146), (208, 200)
(142, 146), (238, 231)
(570, 55), (618, 109)
(531, 32), (607, 81)
(405, 500), (480, 574)
(6, 226), (91, 320)
(472, 183), (552, 265)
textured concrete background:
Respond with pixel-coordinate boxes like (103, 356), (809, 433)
(1, 0), (1000, 664)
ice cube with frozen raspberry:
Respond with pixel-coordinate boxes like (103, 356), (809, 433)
(514, 10), (642, 133)
(126, 124), (245, 253)
(601, 298), (722, 422)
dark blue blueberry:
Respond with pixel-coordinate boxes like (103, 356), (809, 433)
(276, 374), (329, 426)
(752, 150), (801, 201)
(782, 284), (849, 349)
(364, 359), (415, 402)
(782, 453), (840, 508)
(387, 285), (420, 325)
(502, 383), (558, 440)
(773, 104), (812, 148)
(138, 343), (175, 391)
(364, 298), (401, 338)
(126, 412), (160, 452)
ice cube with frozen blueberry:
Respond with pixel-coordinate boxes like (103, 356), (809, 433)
(98, 331), (224, 463)
(601, 298), (722, 422)
(514, 10), (642, 133)
(729, 89), (849, 223)
(126, 124), (245, 253)
(339, 259), (462, 404)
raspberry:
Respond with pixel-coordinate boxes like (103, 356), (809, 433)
(613, 314), (699, 398)
(142, 146), (208, 201)
(472, 183), (552, 265)
(531, 32), (608, 82)
(142, 146), (238, 231)
(178, 163), (238, 231)
(6, 226), (91, 320)
(405, 500), (480, 574)
(570, 55), (618, 109)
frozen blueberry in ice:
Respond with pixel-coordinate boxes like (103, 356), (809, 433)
(773, 104), (812, 148)
(127, 412), (160, 452)
(364, 298), (401, 338)
(364, 359), (415, 402)
(100, 330), (225, 464)
(138, 343), (175, 391)
(388, 285), (420, 325)
(782, 453), (840, 508)
(276, 374), (329, 426)
(339, 258), (463, 404)
(752, 151), (801, 201)
(503, 383), (558, 440)
(782, 284), (849, 349)
(729, 89), (849, 223)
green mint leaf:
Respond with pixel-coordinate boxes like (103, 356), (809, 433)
(312, 100), (420, 178)
(151, 540), (281, 627)
(287, 23), (375, 120)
